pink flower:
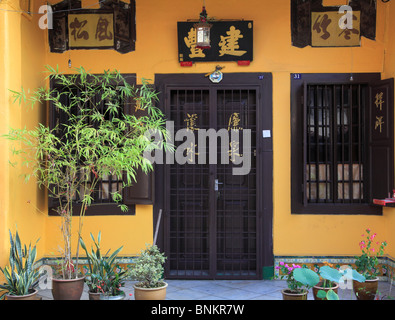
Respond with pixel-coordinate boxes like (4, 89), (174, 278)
(371, 248), (375, 252)
(280, 261), (284, 266)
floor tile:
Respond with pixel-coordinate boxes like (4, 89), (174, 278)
(34, 279), (394, 301)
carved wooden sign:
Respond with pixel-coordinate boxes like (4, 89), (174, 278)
(291, 0), (375, 48)
(178, 20), (253, 63)
(68, 13), (114, 48)
(311, 11), (360, 47)
(49, 0), (135, 54)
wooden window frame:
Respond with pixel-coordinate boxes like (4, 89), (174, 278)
(47, 73), (154, 216)
(291, 73), (393, 215)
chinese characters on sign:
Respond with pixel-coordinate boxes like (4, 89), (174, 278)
(178, 21), (253, 62)
(374, 92), (385, 134)
(311, 11), (360, 47)
(69, 14), (114, 48)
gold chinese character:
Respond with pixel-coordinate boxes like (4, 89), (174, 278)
(95, 17), (113, 41)
(70, 17), (89, 41)
(186, 142), (199, 162)
(184, 113), (199, 131)
(184, 28), (205, 58)
(219, 26), (247, 57)
(375, 116), (384, 133)
(228, 113), (243, 131)
(375, 92), (385, 111)
(229, 141), (242, 163)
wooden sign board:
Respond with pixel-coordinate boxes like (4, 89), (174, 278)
(311, 11), (360, 47)
(68, 13), (114, 48)
(178, 20), (253, 62)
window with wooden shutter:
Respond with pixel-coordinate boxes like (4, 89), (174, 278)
(48, 74), (153, 216)
(291, 73), (393, 215)
(368, 78), (394, 203)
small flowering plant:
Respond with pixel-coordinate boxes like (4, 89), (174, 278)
(276, 262), (317, 293)
(80, 232), (127, 296)
(355, 228), (387, 280)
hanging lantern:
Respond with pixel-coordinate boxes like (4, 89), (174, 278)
(194, 6), (212, 50)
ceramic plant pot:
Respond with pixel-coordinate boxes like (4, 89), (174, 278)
(133, 282), (168, 300)
(51, 276), (85, 300)
(99, 291), (126, 300)
(313, 282), (339, 300)
(6, 289), (39, 300)
(281, 289), (308, 300)
(353, 278), (379, 300)
(88, 290), (101, 300)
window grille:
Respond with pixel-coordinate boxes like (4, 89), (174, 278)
(305, 84), (366, 203)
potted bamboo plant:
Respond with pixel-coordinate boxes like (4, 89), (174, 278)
(4, 65), (169, 299)
(130, 244), (168, 300)
(0, 229), (40, 300)
(80, 231), (127, 300)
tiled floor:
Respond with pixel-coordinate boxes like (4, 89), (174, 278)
(37, 279), (394, 300)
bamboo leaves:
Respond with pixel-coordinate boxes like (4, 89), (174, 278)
(4, 66), (169, 279)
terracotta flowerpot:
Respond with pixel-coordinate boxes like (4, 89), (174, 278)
(52, 276), (85, 300)
(133, 282), (168, 300)
(353, 278), (379, 300)
(88, 290), (101, 300)
(313, 282), (339, 300)
(6, 289), (39, 300)
(281, 289), (308, 300)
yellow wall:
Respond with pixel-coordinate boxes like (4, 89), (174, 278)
(0, 0), (47, 272)
(44, 0), (392, 258)
(2, 0), (395, 269)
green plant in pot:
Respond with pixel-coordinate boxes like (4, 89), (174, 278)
(354, 228), (387, 300)
(0, 229), (40, 300)
(276, 262), (319, 300)
(130, 244), (167, 300)
(80, 231), (127, 300)
(314, 265), (365, 300)
(4, 66), (169, 299)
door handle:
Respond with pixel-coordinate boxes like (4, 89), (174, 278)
(214, 179), (223, 191)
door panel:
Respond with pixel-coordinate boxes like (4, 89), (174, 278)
(165, 85), (260, 279)
(216, 89), (257, 277)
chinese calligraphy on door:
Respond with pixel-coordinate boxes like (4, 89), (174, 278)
(69, 14), (114, 48)
(311, 11), (360, 47)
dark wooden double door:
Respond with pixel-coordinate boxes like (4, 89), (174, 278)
(157, 74), (273, 280)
